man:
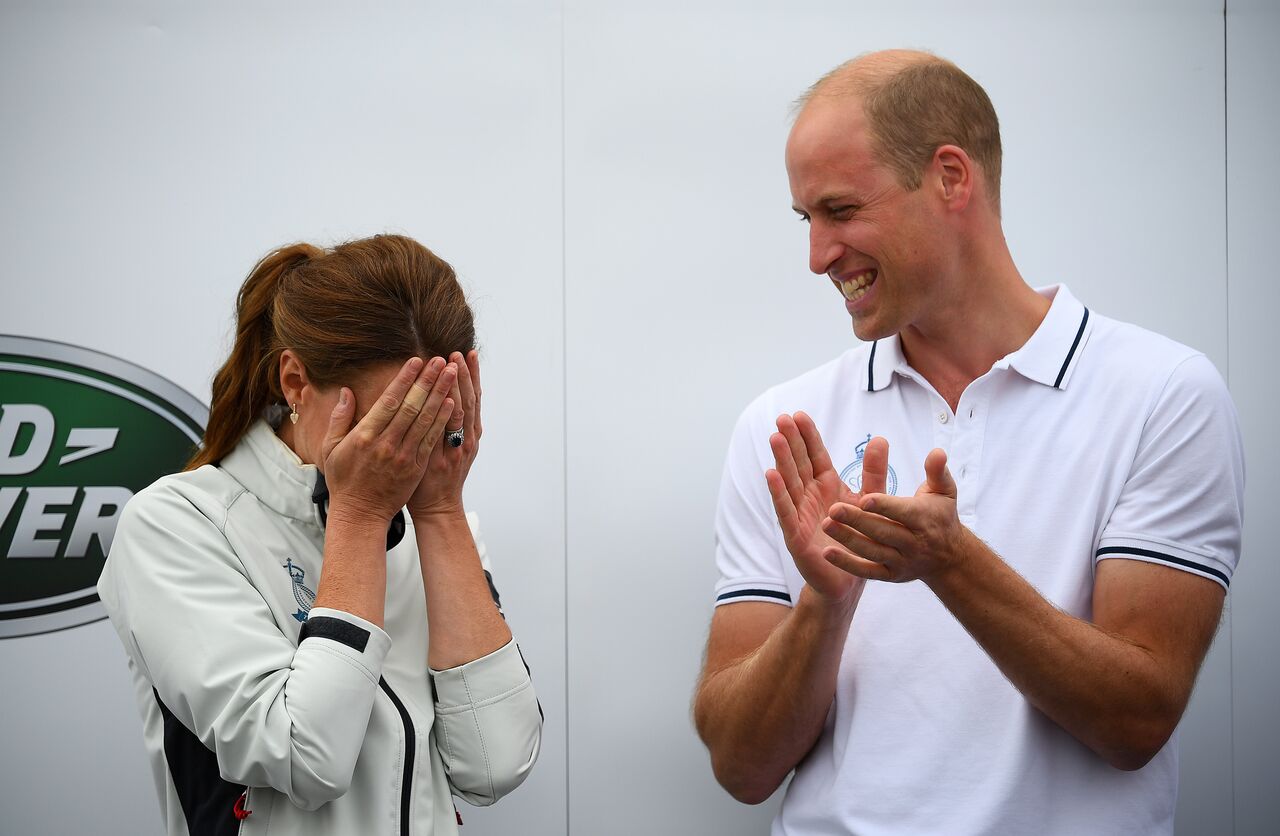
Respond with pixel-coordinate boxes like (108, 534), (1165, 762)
(694, 50), (1244, 835)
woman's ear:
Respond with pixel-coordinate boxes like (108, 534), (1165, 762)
(278, 349), (310, 410)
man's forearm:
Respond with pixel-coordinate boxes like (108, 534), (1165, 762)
(695, 586), (856, 803)
(927, 532), (1202, 770)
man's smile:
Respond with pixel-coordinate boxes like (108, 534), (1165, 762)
(834, 269), (877, 303)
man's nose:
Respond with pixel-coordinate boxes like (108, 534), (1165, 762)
(809, 222), (841, 276)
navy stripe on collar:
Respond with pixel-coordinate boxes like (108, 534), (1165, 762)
(867, 340), (878, 392)
(1054, 308), (1090, 389)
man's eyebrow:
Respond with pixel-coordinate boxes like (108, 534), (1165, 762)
(793, 195), (858, 215)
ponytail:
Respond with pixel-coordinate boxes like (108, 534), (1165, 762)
(186, 243), (322, 469)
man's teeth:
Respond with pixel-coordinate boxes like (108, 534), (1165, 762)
(839, 271), (877, 301)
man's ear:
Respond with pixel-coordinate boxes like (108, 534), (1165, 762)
(278, 349), (311, 409)
(932, 144), (973, 212)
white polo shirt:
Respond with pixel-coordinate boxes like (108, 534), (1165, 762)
(713, 285), (1244, 836)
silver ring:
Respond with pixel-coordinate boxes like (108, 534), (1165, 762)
(445, 427), (465, 448)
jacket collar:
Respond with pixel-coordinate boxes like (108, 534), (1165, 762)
(220, 420), (322, 525)
(861, 284), (1092, 393)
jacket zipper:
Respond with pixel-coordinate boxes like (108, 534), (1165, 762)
(379, 677), (415, 836)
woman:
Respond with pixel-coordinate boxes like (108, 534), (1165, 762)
(98, 234), (542, 835)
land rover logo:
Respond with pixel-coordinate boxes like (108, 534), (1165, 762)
(0, 336), (207, 638)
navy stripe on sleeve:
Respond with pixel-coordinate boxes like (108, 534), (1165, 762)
(716, 588), (793, 604)
(1095, 546), (1230, 587)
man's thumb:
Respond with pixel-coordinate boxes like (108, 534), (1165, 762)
(924, 448), (956, 497)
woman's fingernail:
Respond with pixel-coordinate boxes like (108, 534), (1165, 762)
(338, 388), (349, 407)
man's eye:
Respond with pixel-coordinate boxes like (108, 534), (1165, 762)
(831, 206), (858, 220)
(796, 213), (811, 223)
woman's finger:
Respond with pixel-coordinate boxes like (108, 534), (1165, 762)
(388, 368), (438, 445)
(320, 387), (355, 462)
(406, 362), (457, 453)
(452, 351), (477, 441)
(467, 350), (482, 439)
(453, 351), (476, 413)
(418, 396), (456, 460)
(360, 357), (426, 437)
(445, 364), (464, 433)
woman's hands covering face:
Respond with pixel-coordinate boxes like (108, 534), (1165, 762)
(408, 350), (482, 520)
(320, 357), (458, 523)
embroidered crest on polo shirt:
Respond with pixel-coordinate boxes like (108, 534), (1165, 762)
(839, 434), (899, 495)
(283, 558), (316, 623)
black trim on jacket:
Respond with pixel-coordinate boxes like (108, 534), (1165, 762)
(154, 688), (246, 836)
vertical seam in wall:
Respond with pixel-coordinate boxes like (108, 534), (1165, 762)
(560, 0), (570, 833)
(1222, 2), (1235, 833)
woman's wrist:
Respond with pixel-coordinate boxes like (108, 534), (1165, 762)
(327, 495), (398, 529)
(409, 501), (467, 526)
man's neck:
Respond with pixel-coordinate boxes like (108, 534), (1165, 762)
(898, 250), (1050, 412)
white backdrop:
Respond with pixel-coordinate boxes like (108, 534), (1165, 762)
(2, 1), (1276, 834)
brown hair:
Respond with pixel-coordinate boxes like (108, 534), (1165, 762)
(801, 52), (1003, 213)
(187, 234), (475, 469)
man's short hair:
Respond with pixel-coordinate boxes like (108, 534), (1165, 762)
(801, 53), (1003, 212)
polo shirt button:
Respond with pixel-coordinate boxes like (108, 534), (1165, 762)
(938, 411), (949, 424)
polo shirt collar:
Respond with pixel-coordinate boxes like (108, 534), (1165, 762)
(863, 330), (910, 393)
(1002, 284), (1092, 389)
(861, 284), (1092, 393)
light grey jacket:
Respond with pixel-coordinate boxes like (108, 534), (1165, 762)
(98, 421), (542, 836)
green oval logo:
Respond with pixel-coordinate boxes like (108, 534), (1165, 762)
(0, 336), (207, 638)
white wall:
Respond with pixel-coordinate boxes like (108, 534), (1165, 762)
(1227, 1), (1280, 834)
(2, 1), (1275, 834)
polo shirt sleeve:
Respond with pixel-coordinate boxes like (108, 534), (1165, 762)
(1095, 353), (1245, 590)
(713, 399), (794, 607)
